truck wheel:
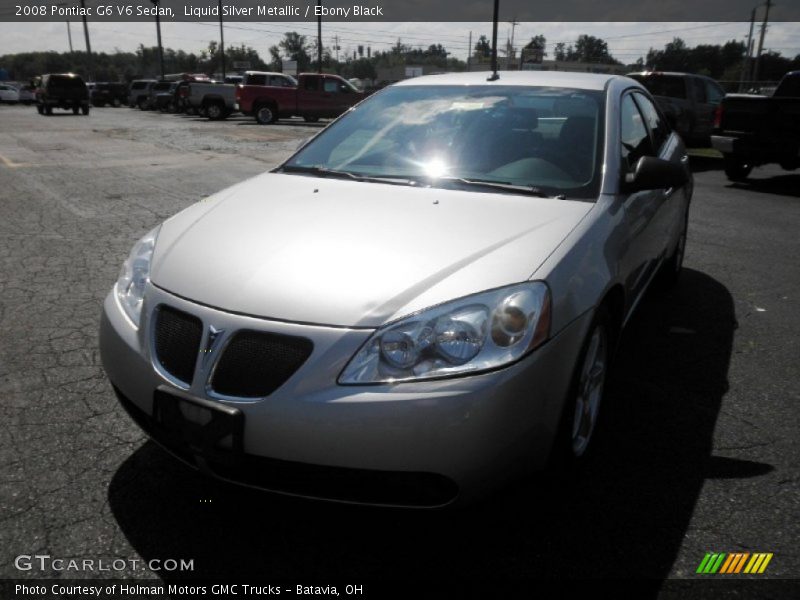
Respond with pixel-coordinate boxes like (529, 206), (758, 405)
(205, 101), (225, 120)
(137, 98), (146, 110)
(72, 106), (80, 115)
(81, 105), (90, 115)
(255, 104), (276, 125)
(45, 105), (52, 115)
(37, 104), (44, 115)
(723, 155), (753, 182)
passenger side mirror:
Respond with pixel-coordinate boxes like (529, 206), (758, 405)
(624, 156), (688, 193)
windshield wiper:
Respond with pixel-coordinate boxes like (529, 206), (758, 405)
(434, 177), (566, 199)
(279, 165), (418, 186)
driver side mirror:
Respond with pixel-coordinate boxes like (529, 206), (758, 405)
(623, 156), (688, 193)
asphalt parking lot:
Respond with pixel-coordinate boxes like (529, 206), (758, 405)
(0, 105), (798, 589)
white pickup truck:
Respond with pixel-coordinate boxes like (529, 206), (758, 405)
(187, 71), (296, 120)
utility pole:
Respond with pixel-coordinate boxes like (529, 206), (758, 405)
(79, 0), (92, 79)
(333, 35), (340, 63)
(151, 0), (165, 79)
(317, 0), (323, 73)
(740, 7), (756, 91)
(467, 31), (472, 71)
(66, 21), (73, 53)
(218, 0), (226, 79)
(508, 19), (519, 69)
(753, 0), (771, 84)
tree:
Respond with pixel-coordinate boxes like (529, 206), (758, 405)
(553, 42), (567, 61)
(278, 32), (312, 71)
(474, 35), (491, 58)
(568, 35), (617, 64)
(522, 35), (547, 63)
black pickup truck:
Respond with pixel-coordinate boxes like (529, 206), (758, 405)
(712, 71), (800, 181)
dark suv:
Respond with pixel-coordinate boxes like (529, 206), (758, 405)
(91, 82), (128, 107)
(35, 73), (90, 115)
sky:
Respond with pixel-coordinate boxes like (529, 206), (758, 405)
(1, 21), (798, 67)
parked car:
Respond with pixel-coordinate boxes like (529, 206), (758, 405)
(91, 82), (127, 107)
(100, 71), (692, 507)
(128, 79), (156, 108)
(0, 83), (20, 103)
(235, 72), (363, 124)
(154, 82), (179, 112)
(185, 80), (237, 120)
(17, 84), (36, 105)
(35, 73), (90, 115)
(141, 80), (173, 111)
(627, 71), (725, 146)
(711, 71), (800, 181)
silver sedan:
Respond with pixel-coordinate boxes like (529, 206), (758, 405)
(100, 71), (692, 507)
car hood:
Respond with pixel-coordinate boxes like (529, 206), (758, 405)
(151, 173), (592, 328)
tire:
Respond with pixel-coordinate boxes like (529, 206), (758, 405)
(72, 106), (80, 115)
(112, 98), (121, 108)
(205, 101), (225, 120)
(81, 105), (90, 116)
(45, 105), (52, 116)
(36, 104), (43, 115)
(137, 98), (146, 110)
(723, 154), (753, 182)
(550, 307), (613, 468)
(255, 104), (276, 125)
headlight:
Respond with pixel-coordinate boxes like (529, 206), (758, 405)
(115, 226), (160, 327)
(339, 282), (551, 384)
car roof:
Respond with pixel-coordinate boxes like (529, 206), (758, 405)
(627, 71), (712, 80)
(392, 70), (618, 91)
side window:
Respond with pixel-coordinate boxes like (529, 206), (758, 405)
(693, 78), (707, 103)
(633, 92), (669, 153)
(304, 77), (320, 91)
(323, 79), (339, 93)
(248, 74), (267, 86)
(705, 80), (724, 104)
(620, 94), (652, 170)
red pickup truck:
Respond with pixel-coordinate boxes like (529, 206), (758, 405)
(235, 73), (365, 124)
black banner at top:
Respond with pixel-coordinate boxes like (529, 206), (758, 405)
(2, 0), (800, 22)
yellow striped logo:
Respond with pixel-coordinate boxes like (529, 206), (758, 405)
(697, 552), (773, 574)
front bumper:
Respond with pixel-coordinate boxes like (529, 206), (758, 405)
(100, 284), (590, 507)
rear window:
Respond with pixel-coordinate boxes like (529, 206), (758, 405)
(632, 75), (687, 100)
(245, 74), (267, 86)
(153, 82), (172, 91)
(48, 76), (86, 90)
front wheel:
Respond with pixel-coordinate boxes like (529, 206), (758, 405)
(36, 104), (44, 115)
(551, 308), (613, 468)
(255, 105), (276, 125)
(723, 155), (753, 182)
(81, 105), (90, 115)
(72, 106), (80, 115)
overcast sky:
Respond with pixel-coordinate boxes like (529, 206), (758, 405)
(1, 21), (798, 66)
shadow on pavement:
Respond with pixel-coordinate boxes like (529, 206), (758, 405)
(729, 173), (800, 199)
(108, 268), (742, 586)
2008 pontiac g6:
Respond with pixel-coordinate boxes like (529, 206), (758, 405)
(100, 71), (692, 507)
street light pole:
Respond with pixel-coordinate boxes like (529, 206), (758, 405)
(752, 0), (771, 84)
(488, 0), (500, 80)
(79, 0), (92, 79)
(317, 0), (323, 73)
(151, 0), (165, 79)
(218, 0), (226, 79)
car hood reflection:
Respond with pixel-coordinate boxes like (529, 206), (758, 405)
(151, 173), (592, 327)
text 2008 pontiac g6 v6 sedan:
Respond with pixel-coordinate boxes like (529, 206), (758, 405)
(100, 71), (692, 507)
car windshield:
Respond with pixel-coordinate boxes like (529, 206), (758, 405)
(283, 85), (605, 199)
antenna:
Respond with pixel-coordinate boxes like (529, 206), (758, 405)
(488, 0), (500, 81)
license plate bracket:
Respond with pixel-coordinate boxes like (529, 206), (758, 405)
(152, 386), (244, 466)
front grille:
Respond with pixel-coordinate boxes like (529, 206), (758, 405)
(153, 305), (203, 384)
(211, 330), (313, 398)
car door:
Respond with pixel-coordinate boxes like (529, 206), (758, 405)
(300, 75), (324, 117)
(618, 92), (667, 309)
